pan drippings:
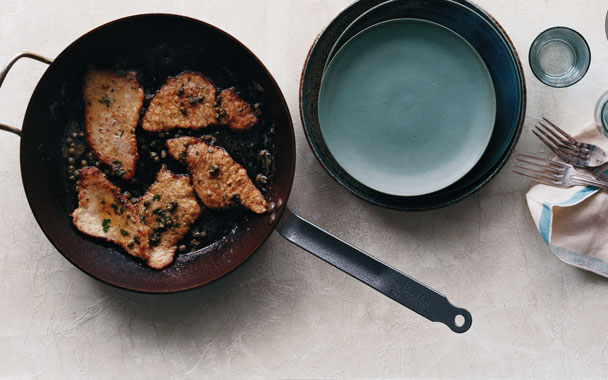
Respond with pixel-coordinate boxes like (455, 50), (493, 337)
(62, 64), (274, 262)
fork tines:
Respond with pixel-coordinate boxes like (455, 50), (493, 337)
(533, 118), (591, 162)
(513, 154), (567, 187)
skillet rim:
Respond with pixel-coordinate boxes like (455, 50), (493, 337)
(17, 13), (296, 293)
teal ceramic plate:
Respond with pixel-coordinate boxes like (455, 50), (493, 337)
(318, 19), (496, 196)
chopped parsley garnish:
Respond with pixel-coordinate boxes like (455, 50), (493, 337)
(112, 160), (127, 177)
(152, 194), (161, 201)
(110, 204), (124, 215)
(102, 219), (111, 233)
(150, 232), (161, 245)
(188, 96), (204, 105)
(208, 164), (220, 177)
(98, 95), (111, 108)
(120, 229), (130, 237)
(166, 202), (177, 212)
(133, 236), (141, 245)
(101, 199), (106, 205)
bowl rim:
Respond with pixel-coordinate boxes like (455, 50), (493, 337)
(317, 17), (497, 196)
(528, 25), (591, 89)
(299, 0), (527, 210)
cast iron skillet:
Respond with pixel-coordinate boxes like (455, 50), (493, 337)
(0, 14), (471, 333)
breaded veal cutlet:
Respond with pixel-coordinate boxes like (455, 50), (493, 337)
(137, 166), (202, 269)
(166, 137), (267, 214)
(218, 88), (258, 131)
(83, 69), (144, 180)
(142, 73), (218, 132)
(71, 166), (150, 259)
(142, 73), (259, 133)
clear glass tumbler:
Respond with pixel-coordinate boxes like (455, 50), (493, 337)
(595, 91), (608, 137)
(529, 27), (591, 88)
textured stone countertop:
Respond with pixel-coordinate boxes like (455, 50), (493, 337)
(2, 0), (608, 378)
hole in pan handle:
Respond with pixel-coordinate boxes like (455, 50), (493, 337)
(276, 206), (473, 333)
(0, 52), (53, 136)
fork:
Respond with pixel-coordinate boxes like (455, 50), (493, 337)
(533, 118), (608, 167)
(513, 154), (608, 189)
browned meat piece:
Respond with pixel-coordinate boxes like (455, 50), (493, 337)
(142, 73), (218, 132)
(83, 70), (143, 179)
(218, 88), (258, 131)
(71, 167), (150, 259)
(166, 137), (267, 214)
(164, 136), (201, 165)
(137, 166), (202, 269)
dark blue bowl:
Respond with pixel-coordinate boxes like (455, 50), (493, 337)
(300, 0), (526, 210)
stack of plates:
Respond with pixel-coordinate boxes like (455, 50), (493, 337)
(300, 0), (526, 210)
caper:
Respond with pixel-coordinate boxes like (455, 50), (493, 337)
(78, 132), (84, 138)
(160, 150), (167, 159)
(69, 142), (75, 148)
(86, 152), (94, 160)
(74, 185), (79, 192)
(67, 148), (76, 155)
(80, 160), (88, 167)
(178, 244), (186, 252)
(258, 149), (271, 174)
(68, 175), (75, 182)
(66, 137), (74, 144)
(192, 230), (201, 238)
(267, 201), (275, 213)
(67, 165), (75, 172)
(199, 230), (207, 238)
(256, 173), (268, 186)
(130, 197), (137, 204)
(74, 170), (80, 178)
(67, 157), (75, 165)
(72, 132), (79, 139)
(153, 156), (160, 162)
(94, 161), (101, 167)
(191, 239), (200, 246)
(150, 151), (157, 158)
(123, 191), (131, 198)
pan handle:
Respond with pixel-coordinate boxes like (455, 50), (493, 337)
(276, 206), (472, 333)
(0, 52), (53, 136)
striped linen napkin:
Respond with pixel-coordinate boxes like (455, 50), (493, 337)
(526, 122), (608, 277)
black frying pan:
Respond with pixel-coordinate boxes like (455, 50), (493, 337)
(0, 14), (471, 333)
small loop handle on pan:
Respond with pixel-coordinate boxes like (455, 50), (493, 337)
(276, 206), (472, 333)
(0, 52), (53, 136)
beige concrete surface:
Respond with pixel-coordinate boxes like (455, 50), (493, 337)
(1, 0), (608, 378)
